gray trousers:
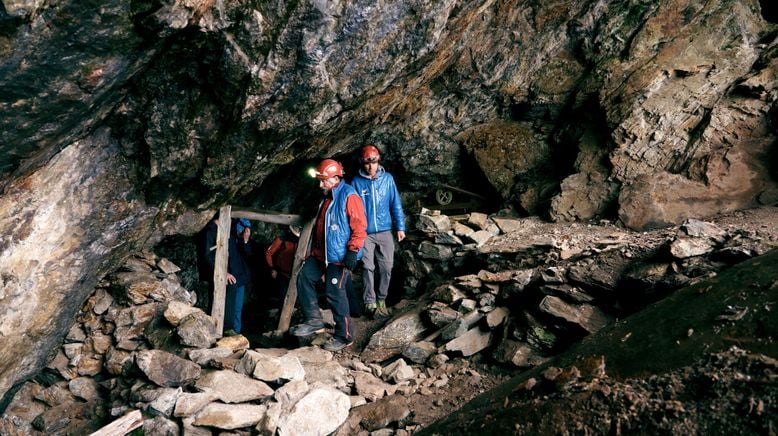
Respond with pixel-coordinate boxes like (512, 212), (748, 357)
(361, 231), (395, 304)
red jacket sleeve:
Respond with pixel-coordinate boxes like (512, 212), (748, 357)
(265, 237), (283, 268)
(345, 193), (367, 252)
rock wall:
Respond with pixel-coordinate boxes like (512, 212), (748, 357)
(1, 0), (777, 405)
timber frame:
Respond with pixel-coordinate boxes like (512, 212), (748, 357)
(210, 206), (311, 336)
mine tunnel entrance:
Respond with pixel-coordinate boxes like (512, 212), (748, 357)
(192, 206), (308, 338)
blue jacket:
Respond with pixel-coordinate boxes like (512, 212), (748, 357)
(352, 166), (406, 234)
(320, 181), (366, 264)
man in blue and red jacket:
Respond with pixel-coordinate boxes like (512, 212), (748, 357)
(291, 159), (367, 352)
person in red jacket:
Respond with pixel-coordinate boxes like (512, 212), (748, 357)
(264, 224), (300, 305)
(291, 159), (367, 352)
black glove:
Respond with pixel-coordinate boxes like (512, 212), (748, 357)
(344, 251), (358, 271)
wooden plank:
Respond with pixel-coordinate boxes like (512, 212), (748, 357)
(231, 208), (303, 225)
(211, 205), (231, 336)
(277, 219), (314, 333)
(89, 409), (142, 436)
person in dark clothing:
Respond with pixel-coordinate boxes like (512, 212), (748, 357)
(291, 159), (367, 352)
(265, 224), (301, 305)
(224, 218), (253, 335)
(201, 215), (254, 336)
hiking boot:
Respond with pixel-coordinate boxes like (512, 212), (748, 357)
(223, 329), (238, 337)
(322, 336), (353, 352)
(373, 306), (391, 319)
(364, 302), (377, 318)
(290, 320), (326, 337)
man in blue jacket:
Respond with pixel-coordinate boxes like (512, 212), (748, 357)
(351, 145), (406, 319)
(291, 159), (367, 352)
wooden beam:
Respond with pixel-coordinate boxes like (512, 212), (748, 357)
(231, 208), (303, 225)
(277, 219), (314, 333)
(211, 205), (231, 336)
(88, 409), (142, 436)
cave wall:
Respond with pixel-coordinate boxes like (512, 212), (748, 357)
(0, 0), (777, 401)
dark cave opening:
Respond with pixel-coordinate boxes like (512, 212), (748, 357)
(759, 0), (778, 23)
(509, 101), (559, 123)
(547, 93), (619, 220)
(504, 92), (619, 219)
(452, 147), (506, 214)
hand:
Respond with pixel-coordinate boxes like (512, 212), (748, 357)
(397, 230), (406, 242)
(344, 251), (358, 271)
(226, 273), (237, 285)
(242, 228), (251, 243)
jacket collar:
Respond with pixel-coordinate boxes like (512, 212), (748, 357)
(358, 165), (385, 180)
(329, 179), (345, 196)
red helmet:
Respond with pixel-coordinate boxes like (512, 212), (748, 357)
(360, 144), (381, 163)
(314, 159), (344, 179)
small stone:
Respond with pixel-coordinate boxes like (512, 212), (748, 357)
(157, 258), (181, 274)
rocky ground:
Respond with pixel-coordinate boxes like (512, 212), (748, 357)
(422, 345), (778, 434)
(1, 206), (776, 435)
(418, 246), (778, 434)
(344, 205), (778, 433)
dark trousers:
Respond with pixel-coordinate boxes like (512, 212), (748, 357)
(273, 275), (290, 306)
(297, 258), (355, 342)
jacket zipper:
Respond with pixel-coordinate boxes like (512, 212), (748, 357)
(323, 196), (330, 266)
(371, 179), (378, 231)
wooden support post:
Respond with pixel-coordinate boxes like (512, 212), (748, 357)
(88, 409), (142, 436)
(277, 219), (314, 333)
(211, 205), (231, 336)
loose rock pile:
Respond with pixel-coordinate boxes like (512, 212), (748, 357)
(362, 207), (778, 371)
(0, 252), (490, 435)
